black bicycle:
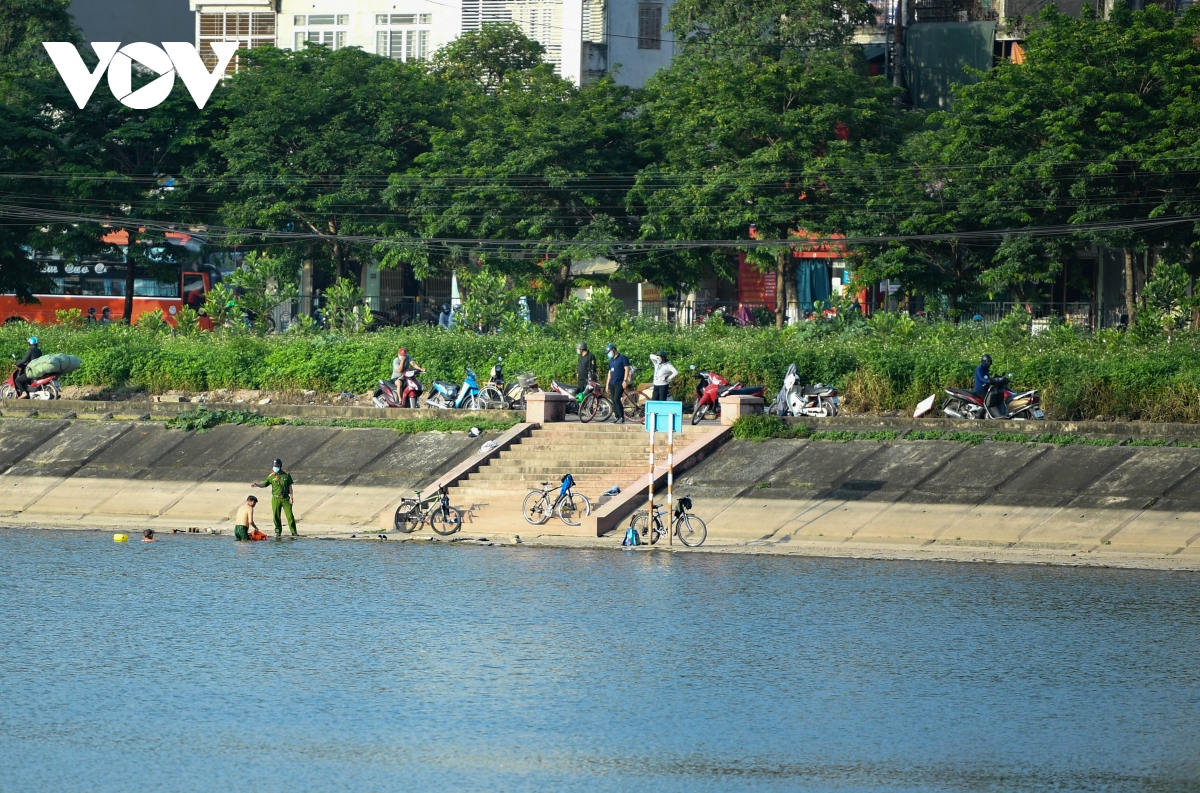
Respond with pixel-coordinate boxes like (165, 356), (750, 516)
(393, 485), (464, 535)
(627, 496), (707, 547)
(522, 474), (592, 527)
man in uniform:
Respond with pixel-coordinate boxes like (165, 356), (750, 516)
(251, 458), (297, 537)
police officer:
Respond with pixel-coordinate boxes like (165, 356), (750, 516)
(251, 457), (297, 537)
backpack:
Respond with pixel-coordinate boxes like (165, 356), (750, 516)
(622, 526), (640, 546)
(560, 473), (575, 495)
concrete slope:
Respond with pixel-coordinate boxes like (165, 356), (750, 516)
(0, 418), (495, 534)
(685, 438), (1200, 563)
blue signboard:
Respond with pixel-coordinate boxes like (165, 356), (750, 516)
(644, 400), (683, 433)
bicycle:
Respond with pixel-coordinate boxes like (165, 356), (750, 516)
(392, 485), (464, 536)
(522, 474), (592, 526)
(627, 496), (707, 547)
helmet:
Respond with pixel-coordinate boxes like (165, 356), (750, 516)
(442, 303), (450, 312)
(497, 356), (503, 362)
(576, 341), (588, 352)
(981, 354), (992, 366)
(27, 337), (37, 345)
(273, 458), (283, 468)
(657, 350), (668, 361)
(605, 343), (616, 352)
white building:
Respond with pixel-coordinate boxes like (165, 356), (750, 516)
(188, 0), (677, 86)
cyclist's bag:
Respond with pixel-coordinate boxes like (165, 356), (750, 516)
(560, 473), (574, 495)
(622, 526), (640, 546)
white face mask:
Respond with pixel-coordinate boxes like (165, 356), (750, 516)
(273, 467), (280, 473)
(608, 351), (615, 359)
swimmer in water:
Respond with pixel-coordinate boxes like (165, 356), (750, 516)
(142, 529), (156, 542)
(234, 496), (259, 542)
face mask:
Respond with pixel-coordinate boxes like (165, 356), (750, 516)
(273, 467), (280, 473)
(608, 351), (615, 359)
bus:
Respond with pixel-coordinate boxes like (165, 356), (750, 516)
(1, 229), (223, 326)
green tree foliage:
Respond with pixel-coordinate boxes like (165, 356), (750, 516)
(550, 286), (629, 336)
(0, 0), (79, 61)
(225, 252), (299, 334)
(631, 0), (904, 325)
(323, 276), (373, 333)
(203, 45), (447, 280)
(454, 265), (513, 333)
(432, 23), (548, 93)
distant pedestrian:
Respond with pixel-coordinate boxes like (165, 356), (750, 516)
(250, 458), (297, 537)
(606, 343), (631, 424)
(650, 351), (678, 402)
(438, 303), (452, 329)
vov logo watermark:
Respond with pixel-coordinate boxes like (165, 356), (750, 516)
(42, 42), (239, 110)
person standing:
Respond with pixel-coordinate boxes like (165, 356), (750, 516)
(650, 351), (679, 402)
(14, 336), (41, 399)
(605, 343), (631, 424)
(576, 341), (596, 393)
(251, 458), (297, 537)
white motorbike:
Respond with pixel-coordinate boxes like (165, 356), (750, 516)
(769, 363), (840, 418)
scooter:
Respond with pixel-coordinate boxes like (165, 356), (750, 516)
(942, 376), (1044, 420)
(2, 356), (60, 400)
(373, 369), (424, 409)
(770, 363), (840, 417)
(690, 365), (766, 424)
(504, 372), (541, 411)
(427, 369), (483, 410)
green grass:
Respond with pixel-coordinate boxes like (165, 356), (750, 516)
(810, 430), (858, 442)
(1126, 438), (1168, 447)
(907, 430), (946, 440)
(163, 407), (518, 435)
(943, 431), (988, 445)
(990, 432), (1033, 443)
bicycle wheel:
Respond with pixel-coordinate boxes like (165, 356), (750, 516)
(522, 491), (552, 525)
(462, 394), (480, 411)
(393, 501), (422, 533)
(594, 397), (614, 422)
(481, 384), (506, 409)
(622, 393), (644, 420)
(556, 493), (592, 526)
(429, 504), (464, 536)
(579, 393), (598, 423)
(675, 513), (707, 547)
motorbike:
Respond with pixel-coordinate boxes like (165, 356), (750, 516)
(480, 358), (508, 409)
(503, 372), (541, 411)
(689, 365), (766, 425)
(2, 355), (61, 400)
(769, 363), (840, 417)
(373, 368), (424, 409)
(942, 375), (1044, 421)
(550, 374), (610, 422)
(427, 369), (484, 410)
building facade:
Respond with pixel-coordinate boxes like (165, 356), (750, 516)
(188, 0), (677, 86)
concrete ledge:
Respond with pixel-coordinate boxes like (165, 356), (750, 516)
(785, 415), (1200, 441)
(720, 395), (764, 425)
(583, 425), (732, 537)
(0, 398), (522, 424)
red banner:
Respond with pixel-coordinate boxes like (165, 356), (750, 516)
(737, 253), (776, 311)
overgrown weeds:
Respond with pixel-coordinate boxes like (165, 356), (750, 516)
(163, 407), (517, 435)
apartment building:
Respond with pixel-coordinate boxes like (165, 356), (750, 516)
(188, 0), (676, 86)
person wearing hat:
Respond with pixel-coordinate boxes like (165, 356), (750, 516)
(974, 354), (993, 400)
(13, 336), (41, 399)
(392, 346), (422, 387)
(251, 458), (297, 537)
(605, 343), (631, 424)
(576, 341), (596, 394)
(649, 351), (679, 402)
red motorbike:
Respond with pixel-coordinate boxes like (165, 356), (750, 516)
(373, 368), (424, 409)
(689, 366), (766, 424)
(2, 359), (61, 400)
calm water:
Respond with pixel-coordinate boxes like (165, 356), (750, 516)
(1, 530), (1198, 793)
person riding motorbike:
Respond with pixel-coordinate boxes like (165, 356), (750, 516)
(14, 336), (41, 399)
(974, 354), (992, 400)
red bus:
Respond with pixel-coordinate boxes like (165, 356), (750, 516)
(2, 231), (222, 326)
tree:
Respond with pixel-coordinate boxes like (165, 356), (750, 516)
(0, 0), (79, 62)
(204, 45), (447, 285)
(225, 251), (299, 333)
(403, 60), (639, 309)
(630, 0), (902, 325)
(432, 23), (548, 93)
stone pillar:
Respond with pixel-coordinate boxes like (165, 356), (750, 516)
(525, 392), (569, 424)
(719, 395), (764, 425)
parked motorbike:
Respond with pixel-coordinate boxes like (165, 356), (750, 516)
(769, 363), (840, 417)
(550, 374), (611, 422)
(690, 365), (766, 424)
(481, 357), (508, 409)
(2, 355), (60, 400)
(941, 375), (1044, 420)
(373, 368), (424, 409)
(428, 369), (484, 410)
(504, 372), (541, 411)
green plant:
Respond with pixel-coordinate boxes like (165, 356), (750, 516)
(55, 308), (85, 328)
(1126, 438), (1168, 447)
(135, 309), (170, 334)
(455, 266), (513, 333)
(225, 252), (300, 334)
(731, 414), (790, 440)
(990, 432), (1033, 443)
(163, 407), (519, 435)
(810, 430), (857, 442)
(551, 286), (629, 337)
(204, 283), (237, 327)
(174, 306), (201, 337)
(323, 277), (372, 333)
(943, 431), (987, 445)
(907, 430), (945, 440)
(857, 430), (901, 441)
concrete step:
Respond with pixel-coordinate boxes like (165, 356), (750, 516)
(484, 461), (643, 472)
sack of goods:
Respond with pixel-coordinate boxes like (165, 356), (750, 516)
(25, 354), (82, 379)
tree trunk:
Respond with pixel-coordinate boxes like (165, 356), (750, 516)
(333, 241), (344, 281)
(774, 251), (785, 329)
(1124, 248), (1136, 327)
(122, 238), (135, 325)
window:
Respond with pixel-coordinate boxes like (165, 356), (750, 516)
(375, 14), (433, 61)
(199, 12), (275, 74)
(376, 14), (388, 24)
(420, 13), (432, 23)
(638, 3), (662, 49)
(418, 30), (429, 59)
(294, 13), (349, 51)
(308, 14), (336, 25)
(294, 15), (306, 25)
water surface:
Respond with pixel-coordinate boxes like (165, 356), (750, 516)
(1, 529), (1198, 792)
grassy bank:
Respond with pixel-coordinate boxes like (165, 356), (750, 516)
(162, 407), (518, 434)
(5, 315), (1200, 422)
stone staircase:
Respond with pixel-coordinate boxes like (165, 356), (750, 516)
(449, 422), (698, 536)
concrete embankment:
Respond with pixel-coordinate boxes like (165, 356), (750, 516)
(682, 436), (1200, 568)
(0, 416), (496, 534)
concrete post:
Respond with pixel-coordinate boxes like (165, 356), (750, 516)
(719, 395), (765, 425)
(525, 392), (569, 424)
